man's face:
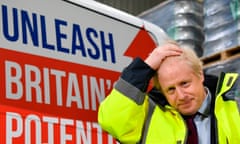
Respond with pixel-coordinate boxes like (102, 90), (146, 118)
(157, 57), (206, 115)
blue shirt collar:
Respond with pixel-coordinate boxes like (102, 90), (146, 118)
(198, 87), (211, 117)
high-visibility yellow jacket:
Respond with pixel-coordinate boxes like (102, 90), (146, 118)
(98, 58), (240, 144)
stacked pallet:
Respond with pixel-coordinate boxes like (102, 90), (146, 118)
(139, 0), (204, 57)
(201, 46), (240, 68)
(202, 0), (240, 57)
(201, 0), (240, 72)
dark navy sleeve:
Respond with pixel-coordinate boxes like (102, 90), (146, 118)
(120, 57), (156, 92)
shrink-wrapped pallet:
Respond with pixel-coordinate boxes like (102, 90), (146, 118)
(139, 0), (204, 57)
(203, 0), (240, 56)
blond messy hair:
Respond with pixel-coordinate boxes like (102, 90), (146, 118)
(153, 45), (203, 90)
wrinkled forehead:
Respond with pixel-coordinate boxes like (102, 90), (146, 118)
(161, 55), (185, 67)
(158, 56), (191, 74)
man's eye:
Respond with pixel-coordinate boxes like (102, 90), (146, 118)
(167, 88), (175, 94)
(182, 81), (190, 87)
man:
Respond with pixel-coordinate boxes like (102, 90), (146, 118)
(98, 42), (240, 144)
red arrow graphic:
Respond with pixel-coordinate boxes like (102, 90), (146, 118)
(124, 27), (157, 91)
(124, 27), (157, 59)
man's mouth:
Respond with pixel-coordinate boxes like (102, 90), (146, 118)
(179, 100), (192, 108)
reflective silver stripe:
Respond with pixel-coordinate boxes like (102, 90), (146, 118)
(235, 97), (240, 113)
(115, 78), (146, 105)
(238, 102), (240, 113)
(139, 98), (156, 144)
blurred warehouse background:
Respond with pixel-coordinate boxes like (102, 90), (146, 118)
(95, 0), (240, 66)
(95, 0), (240, 105)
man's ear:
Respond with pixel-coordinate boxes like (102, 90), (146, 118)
(199, 70), (204, 82)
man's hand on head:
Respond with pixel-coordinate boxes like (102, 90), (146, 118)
(144, 43), (183, 70)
